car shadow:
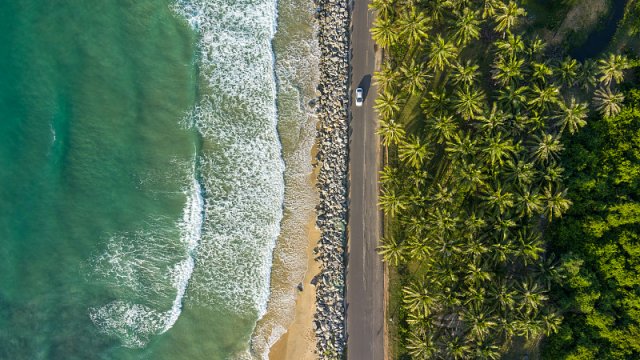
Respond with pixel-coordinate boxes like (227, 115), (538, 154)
(357, 74), (372, 100)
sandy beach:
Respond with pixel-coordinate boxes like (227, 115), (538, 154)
(268, 218), (321, 360)
(268, 142), (321, 360)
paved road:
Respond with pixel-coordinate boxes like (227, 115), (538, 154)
(346, 0), (384, 359)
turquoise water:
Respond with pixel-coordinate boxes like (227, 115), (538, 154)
(0, 0), (294, 359)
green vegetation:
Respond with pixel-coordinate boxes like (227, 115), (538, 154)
(369, 0), (635, 358)
(610, 0), (640, 54)
(620, 0), (640, 37)
(542, 87), (640, 359)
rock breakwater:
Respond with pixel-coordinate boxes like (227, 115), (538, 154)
(311, 0), (350, 358)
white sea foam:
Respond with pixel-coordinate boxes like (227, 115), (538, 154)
(162, 176), (204, 331)
(250, 0), (321, 357)
(94, 0), (288, 352)
(89, 169), (204, 348)
(172, 0), (284, 321)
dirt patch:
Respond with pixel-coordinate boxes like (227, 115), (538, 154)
(548, 0), (609, 45)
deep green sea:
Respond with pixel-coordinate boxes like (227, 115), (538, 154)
(0, 0), (320, 358)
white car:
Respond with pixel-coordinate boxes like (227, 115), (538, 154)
(355, 87), (364, 107)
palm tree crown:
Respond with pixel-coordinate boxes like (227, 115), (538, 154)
(427, 35), (458, 71)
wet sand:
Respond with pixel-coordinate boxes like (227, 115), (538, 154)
(268, 219), (321, 360)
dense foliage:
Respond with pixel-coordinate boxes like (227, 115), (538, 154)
(622, 0), (640, 37)
(542, 88), (640, 359)
(369, 0), (633, 358)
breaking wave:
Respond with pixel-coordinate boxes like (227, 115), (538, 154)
(88, 169), (204, 348)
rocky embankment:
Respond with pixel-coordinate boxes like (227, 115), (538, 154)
(312, 0), (350, 358)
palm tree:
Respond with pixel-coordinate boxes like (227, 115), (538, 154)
(421, 92), (446, 118)
(377, 118), (406, 146)
(430, 209), (460, 236)
(406, 236), (434, 261)
(515, 278), (548, 314)
(379, 188), (407, 217)
(530, 132), (564, 164)
(374, 89), (401, 118)
(593, 86), (625, 117)
(452, 60), (480, 86)
(531, 61), (553, 83)
(492, 55), (525, 86)
(493, 214), (517, 241)
(541, 185), (572, 220)
(528, 83), (560, 112)
(443, 336), (472, 360)
(465, 263), (493, 286)
(461, 304), (498, 342)
(406, 331), (436, 359)
(399, 135), (431, 168)
(555, 97), (588, 134)
(398, 8), (431, 47)
(403, 281), (438, 317)
(541, 311), (563, 335)
(426, 0), (450, 23)
(368, 0), (394, 20)
(454, 85), (486, 120)
(495, 32), (525, 57)
(473, 342), (501, 360)
(513, 312), (544, 340)
(483, 132), (515, 167)
(370, 17), (397, 48)
(497, 84), (528, 111)
(528, 36), (547, 59)
(494, 1), (527, 34)
(453, 8), (481, 46)
(400, 59), (428, 95)
(579, 58), (598, 90)
(428, 115), (458, 144)
(427, 34), (458, 71)
(460, 161), (488, 192)
(446, 130), (478, 161)
(373, 63), (399, 93)
(516, 228), (544, 265)
(465, 235), (490, 258)
(478, 103), (509, 135)
(543, 162), (565, 185)
(558, 56), (580, 87)
(377, 237), (405, 266)
(481, 181), (515, 213)
(463, 211), (486, 235)
(430, 183), (455, 205)
(597, 53), (630, 86)
(491, 240), (515, 265)
(504, 157), (536, 186)
(514, 186), (542, 217)
(379, 165), (398, 188)
(481, 0), (501, 19)
(489, 280), (517, 312)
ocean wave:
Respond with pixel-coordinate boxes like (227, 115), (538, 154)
(250, 0), (321, 357)
(88, 169), (204, 348)
(173, 0), (284, 321)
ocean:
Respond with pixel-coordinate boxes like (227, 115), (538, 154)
(0, 0), (318, 359)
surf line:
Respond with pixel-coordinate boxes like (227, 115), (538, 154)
(161, 159), (205, 332)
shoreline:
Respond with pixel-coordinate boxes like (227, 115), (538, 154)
(263, 0), (351, 357)
(267, 142), (322, 360)
(268, 207), (322, 359)
(269, 142), (320, 360)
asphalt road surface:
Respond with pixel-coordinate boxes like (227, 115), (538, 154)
(346, 0), (385, 359)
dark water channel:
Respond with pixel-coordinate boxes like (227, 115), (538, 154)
(570, 0), (627, 60)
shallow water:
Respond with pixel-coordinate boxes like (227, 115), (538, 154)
(0, 1), (200, 358)
(0, 0), (306, 358)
